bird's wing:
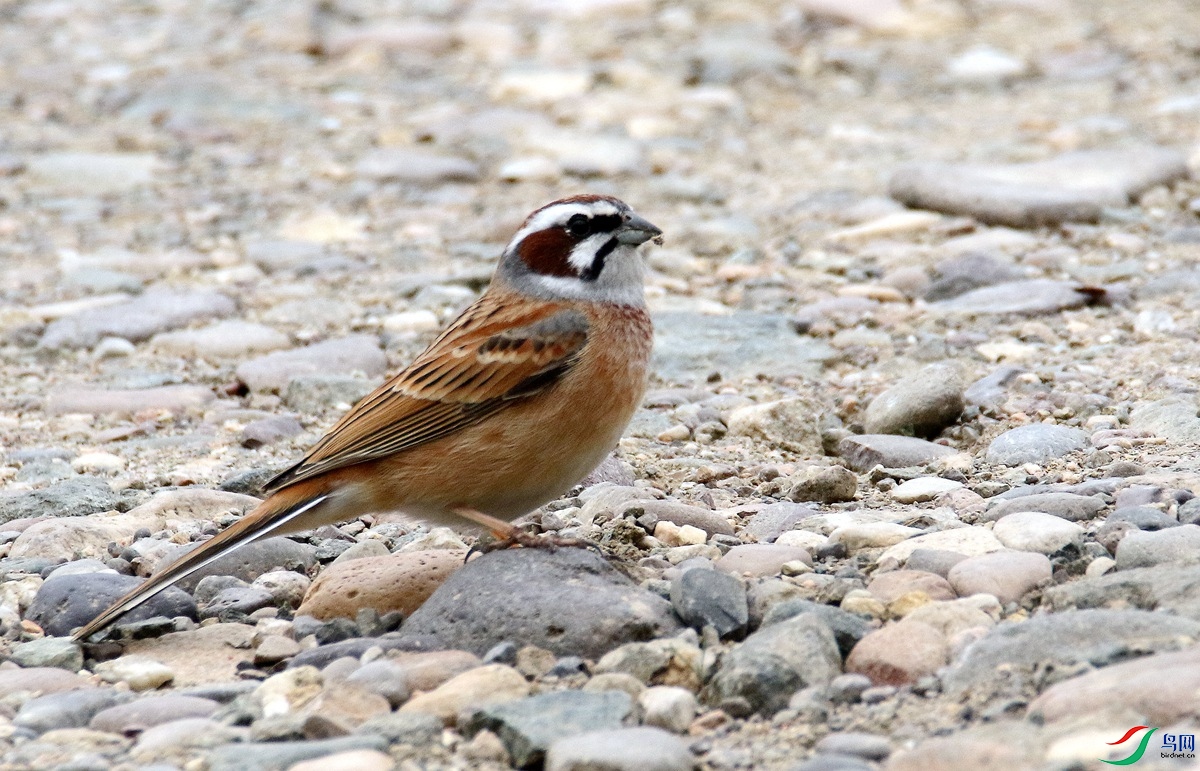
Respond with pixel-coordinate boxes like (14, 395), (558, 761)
(264, 295), (589, 492)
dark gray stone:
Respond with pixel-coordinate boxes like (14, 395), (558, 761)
(703, 614), (842, 716)
(0, 477), (131, 525)
(837, 434), (959, 472)
(89, 695), (219, 733)
(27, 574), (198, 638)
(466, 690), (633, 768)
(14, 687), (133, 734)
(942, 609), (1200, 698)
(862, 363), (964, 439)
(742, 503), (818, 543)
(759, 599), (872, 658)
(402, 548), (683, 658)
(206, 735), (388, 771)
(200, 586), (275, 619)
(814, 732), (892, 761)
(240, 415), (303, 448)
(985, 424), (1089, 466)
(964, 366), (1025, 411)
(1116, 526), (1200, 569)
(157, 536), (316, 591)
(1108, 506), (1178, 531)
(982, 492), (1106, 523)
(356, 710), (443, 745)
(924, 253), (1022, 302)
(10, 638), (83, 671)
(670, 568), (748, 639)
(653, 312), (837, 384)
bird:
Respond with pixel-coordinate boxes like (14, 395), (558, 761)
(72, 194), (662, 641)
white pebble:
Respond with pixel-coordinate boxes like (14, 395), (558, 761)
(95, 655), (175, 690)
(71, 452), (125, 474)
(639, 686), (697, 733)
(890, 477), (963, 504)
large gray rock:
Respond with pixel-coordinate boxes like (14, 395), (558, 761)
(153, 536), (317, 591)
(942, 609), (1200, 698)
(28, 573), (198, 638)
(1129, 396), (1200, 443)
(670, 568), (748, 639)
(1043, 564), (1200, 622)
(702, 613), (841, 716)
(837, 435), (959, 472)
(14, 687), (133, 734)
(402, 548), (683, 658)
(932, 279), (1100, 316)
(981, 492), (1106, 523)
(466, 690), (633, 768)
(1115, 526), (1200, 569)
(653, 312), (836, 384)
(235, 335), (387, 393)
(546, 727), (695, 771)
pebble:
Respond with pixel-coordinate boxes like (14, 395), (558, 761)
(0, 667), (91, 696)
(545, 727), (694, 771)
(1115, 525), (1200, 569)
(863, 363), (965, 438)
(465, 690), (633, 768)
(120, 624), (256, 686)
(152, 320), (290, 358)
(158, 535), (317, 591)
(639, 686), (697, 734)
(992, 512), (1083, 554)
(402, 548), (682, 658)
(946, 551), (1051, 604)
(0, 477), (128, 524)
(69, 452), (125, 474)
(288, 749), (396, 771)
(879, 527), (1005, 565)
(945, 46), (1027, 84)
(399, 664), (530, 725)
(27, 151), (158, 193)
(784, 465), (858, 503)
(251, 570), (311, 607)
(837, 435), (959, 472)
(845, 619), (948, 686)
(344, 660), (411, 707)
(254, 635), (302, 666)
(1108, 505), (1178, 531)
(815, 732), (892, 761)
(205, 736), (387, 771)
(867, 570), (956, 604)
(284, 375), (376, 413)
(670, 567), (748, 639)
(829, 522), (923, 550)
(593, 638), (703, 690)
(235, 335), (387, 393)
(715, 544), (812, 577)
(329, 539), (390, 564)
(15, 688), (133, 734)
(354, 147), (481, 183)
(94, 656), (176, 690)
(888, 147), (1188, 227)
(297, 549), (465, 620)
(742, 503), (818, 542)
(39, 288), (236, 349)
(890, 477), (963, 504)
(635, 500), (735, 536)
(704, 614), (841, 716)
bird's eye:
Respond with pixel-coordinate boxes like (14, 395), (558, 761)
(566, 214), (591, 238)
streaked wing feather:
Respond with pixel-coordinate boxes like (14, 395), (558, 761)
(264, 297), (588, 492)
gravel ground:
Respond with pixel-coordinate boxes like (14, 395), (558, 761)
(2, 0), (1200, 770)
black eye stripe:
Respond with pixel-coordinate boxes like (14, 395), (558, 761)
(580, 236), (619, 282)
(564, 212), (623, 239)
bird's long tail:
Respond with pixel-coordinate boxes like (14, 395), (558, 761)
(71, 484), (332, 642)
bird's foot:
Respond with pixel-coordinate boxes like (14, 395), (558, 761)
(452, 507), (600, 558)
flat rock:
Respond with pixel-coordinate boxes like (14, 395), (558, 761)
(40, 287), (235, 349)
(992, 512), (1083, 554)
(1115, 525), (1200, 569)
(297, 549), (466, 620)
(879, 527), (1005, 565)
(1030, 645), (1200, 726)
(890, 477), (963, 504)
(466, 690), (633, 768)
(886, 722), (1045, 771)
(123, 624), (256, 686)
(653, 312), (836, 384)
(946, 551), (1051, 604)
(0, 667), (92, 697)
(10, 637), (83, 671)
(933, 278), (1100, 316)
(863, 363), (964, 438)
(888, 147), (1188, 227)
(631, 500), (735, 537)
(27, 573), (198, 638)
(355, 147), (481, 183)
(981, 492), (1105, 523)
(45, 385), (215, 417)
(14, 687), (133, 734)
(741, 503), (818, 542)
(941, 609), (1200, 698)
(236, 334), (387, 393)
(702, 614), (841, 716)
(985, 424), (1089, 465)
(0, 477), (129, 525)
(153, 535), (316, 591)
(399, 664), (530, 725)
(1129, 396), (1200, 443)
(715, 544), (812, 577)
(546, 727), (694, 771)
(89, 694), (218, 734)
(866, 570), (956, 604)
(206, 736), (388, 771)
(837, 435), (959, 472)
(1043, 564), (1200, 622)
(151, 320), (290, 358)
(401, 548), (682, 658)
(284, 374), (377, 412)
(26, 152), (159, 194)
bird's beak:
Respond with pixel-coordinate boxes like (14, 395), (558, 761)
(616, 213), (663, 245)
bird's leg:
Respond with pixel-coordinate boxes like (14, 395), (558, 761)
(451, 507), (600, 554)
